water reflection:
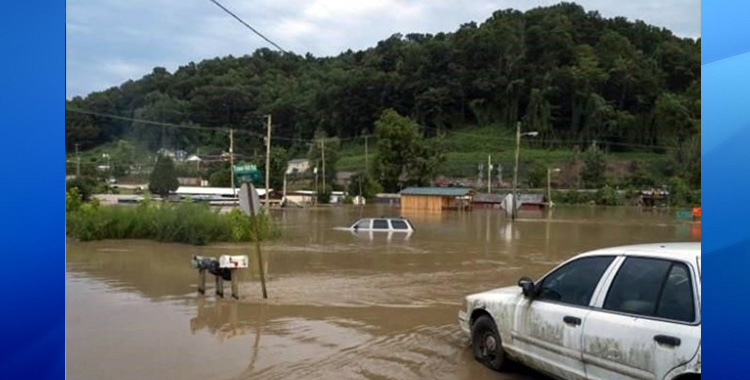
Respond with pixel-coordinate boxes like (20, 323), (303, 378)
(349, 230), (413, 242)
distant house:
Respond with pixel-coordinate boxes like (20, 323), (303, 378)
(175, 186), (272, 198)
(471, 193), (506, 209)
(494, 193), (546, 212)
(374, 193), (401, 206)
(285, 190), (315, 205)
(400, 187), (473, 212)
(286, 159), (310, 175)
(177, 177), (202, 186)
(336, 171), (356, 186)
(157, 148), (188, 162)
(516, 193), (546, 210)
(283, 190), (346, 205)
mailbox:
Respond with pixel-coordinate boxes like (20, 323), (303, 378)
(193, 254), (248, 299)
(220, 255), (249, 269)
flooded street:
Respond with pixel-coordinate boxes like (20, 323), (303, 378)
(66, 206), (700, 380)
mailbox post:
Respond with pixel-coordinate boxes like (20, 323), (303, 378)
(191, 255), (248, 299)
(220, 255), (249, 299)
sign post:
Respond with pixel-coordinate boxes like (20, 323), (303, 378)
(239, 183), (268, 299)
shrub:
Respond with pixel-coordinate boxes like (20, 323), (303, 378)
(66, 176), (98, 201)
(316, 185), (333, 204)
(66, 188), (83, 213)
(595, 185), (623, 206)
(66, 201), (277, 245)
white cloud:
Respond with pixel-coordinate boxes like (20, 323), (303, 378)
(101, 60), (151, 79)
(65, 0), (700, 98)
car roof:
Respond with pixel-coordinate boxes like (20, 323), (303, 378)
(576, 242), (700, 262)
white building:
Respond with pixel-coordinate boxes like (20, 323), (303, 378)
(286, 158), (310, 175)
(175, 186), (272, 198)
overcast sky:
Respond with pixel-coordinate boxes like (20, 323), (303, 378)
(65, 0), (700, 99)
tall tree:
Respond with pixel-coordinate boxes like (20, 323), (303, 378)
(148, 156), (179, 197)
(582, 142), (607, 188)
(268, 146), (289, 190)
(374, 109), (444, 192)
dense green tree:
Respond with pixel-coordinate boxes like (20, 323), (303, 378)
(109, 140), (136, 177)
(653, 93), (698, 146)
(268, 147), (289, 190)
(347, 173), (383, 200)
(208, 166), (231, 187)
(148, 156), (179, 197)
(374, 109), (445, 191)
(582, 143), (607, 188)
(668, 176), (696, 207)
(526, 161), (548, 188)
(66, 176), (98, 201)
(65, 3), (701, 188)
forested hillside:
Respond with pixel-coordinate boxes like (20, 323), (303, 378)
(65, 2), (700, 188)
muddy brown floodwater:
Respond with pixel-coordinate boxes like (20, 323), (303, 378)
(66, 206), (700, 380)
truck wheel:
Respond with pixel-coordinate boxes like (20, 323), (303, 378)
(471, 315), (506, 371)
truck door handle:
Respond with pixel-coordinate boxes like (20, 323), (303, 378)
(563, 316), (581, 326)
(654, 335), (681, 347)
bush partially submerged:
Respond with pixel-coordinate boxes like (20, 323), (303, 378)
(66, 192), (278, 245)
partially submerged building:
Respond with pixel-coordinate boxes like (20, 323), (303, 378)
(399, 187), (473, 212)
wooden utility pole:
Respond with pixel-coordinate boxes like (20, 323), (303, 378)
(487, 154), (492, 194)
(321, 139), (326, 192)
(364, 135), (369, 174)
(547, 167), (553, 208)
(75, 143), (81, 177)
(230, 129), (235, 202)
(196, 147), (201, 171)
(282, 173), (287, 204)
(265, 115), (272, 211)
(314, 166), (318, 205)
(512, 122), (521, 220)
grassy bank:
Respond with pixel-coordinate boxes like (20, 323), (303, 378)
(66, 190), (278, 245)
(550, 186), (701, 207)
(338, 125), (667, 180)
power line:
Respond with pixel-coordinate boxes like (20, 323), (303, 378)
(68, 107), (676, 152)
(68, 106), (375, 148)
(67, 108), (227, 133)
(207, 0), (288, 54)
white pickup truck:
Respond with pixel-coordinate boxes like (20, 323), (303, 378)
(459, 243), (701, 380)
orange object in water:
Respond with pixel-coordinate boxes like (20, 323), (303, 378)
(691, 223), (701, 240)
(692, 207), (701, 219)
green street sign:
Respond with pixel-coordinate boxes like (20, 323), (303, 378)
(234, 164), (262, 184)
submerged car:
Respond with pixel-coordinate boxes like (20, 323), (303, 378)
(459, 243), (701, 380)
(346, 217), (414, 232)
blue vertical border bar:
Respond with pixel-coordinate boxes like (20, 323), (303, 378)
(703, 0), (750, 378)
(0, 1), (65, 379)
